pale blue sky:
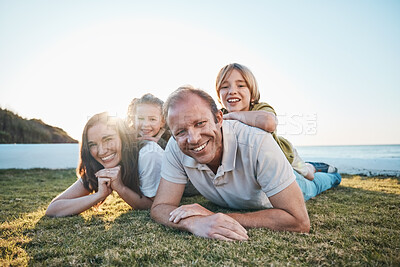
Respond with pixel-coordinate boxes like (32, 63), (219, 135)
(1, 0), (399, 146)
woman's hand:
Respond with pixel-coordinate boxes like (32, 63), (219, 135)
(169, 203), (214, 223)
(97, 177), (112, 201)
(96, 166), (124, 193)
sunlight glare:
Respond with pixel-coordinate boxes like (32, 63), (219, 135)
(4, 18), (293, 141)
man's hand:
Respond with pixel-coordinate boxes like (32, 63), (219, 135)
(169, 203), (214, 223)
(186, 213), (249, 241)
(151, 179), (248, 241)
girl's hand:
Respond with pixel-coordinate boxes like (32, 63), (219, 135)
(138, 136), (159, 143)
(97, 177), (112, 201)
(222, 113), (238, 120)
(169, 203), (214, 223)
(138, 128), (165, 143)
(96, 166), (124, 193)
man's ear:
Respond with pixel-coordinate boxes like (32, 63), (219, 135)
(216, 110), (223, 127)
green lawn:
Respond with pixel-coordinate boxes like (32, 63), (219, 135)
(1, 169), (399, 266)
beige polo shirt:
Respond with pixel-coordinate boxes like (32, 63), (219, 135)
(161, 120), (295, 210)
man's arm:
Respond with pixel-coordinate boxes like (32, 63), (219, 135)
(151, 178), (249, 241)
(169, 181), (309, 233)
(150, 178), (187, 230)
(227, 181), (310, 232)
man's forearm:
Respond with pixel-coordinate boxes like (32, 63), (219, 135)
(227, 208), (310, 233)
(150, 203), (194, 232)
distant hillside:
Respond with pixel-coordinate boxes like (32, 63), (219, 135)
(0, 108), (78, 144)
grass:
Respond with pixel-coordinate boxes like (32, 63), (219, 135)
(0, 169), (399, 266)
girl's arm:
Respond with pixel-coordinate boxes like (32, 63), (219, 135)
(45, 177), (112, 217)
(96, 166), (153, 210)
(223, 110), (277, 133)
(138, 128), (166, 143)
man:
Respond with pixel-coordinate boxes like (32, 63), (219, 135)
(150, 86), (310, 241)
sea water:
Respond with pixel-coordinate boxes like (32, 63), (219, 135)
(0, 144), (399, 176)
(0, 144), (79, 169)
(296, 144), (400, 176)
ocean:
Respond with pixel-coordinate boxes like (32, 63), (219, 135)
(296, 144), (400, 176)
(0, 144), (399, 176)
(0, 144), (79, 170)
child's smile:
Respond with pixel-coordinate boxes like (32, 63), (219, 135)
(219, 69), (253, 112)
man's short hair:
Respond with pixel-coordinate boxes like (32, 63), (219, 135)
(163, 85), (220, 123)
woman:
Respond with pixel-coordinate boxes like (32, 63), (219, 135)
(46, 112), (163, 217)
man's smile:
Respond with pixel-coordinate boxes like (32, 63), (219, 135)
(191, 141), (209, 152)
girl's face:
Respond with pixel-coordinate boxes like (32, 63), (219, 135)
(135, 104), (164, 137)
(87, 122), (122, 168)
(219, 69), (253, 112)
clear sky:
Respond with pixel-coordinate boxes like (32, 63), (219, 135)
(1, 0), (399, 146)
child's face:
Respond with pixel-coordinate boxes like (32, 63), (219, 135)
(219, 69), (253, 112)
(135, 104), (164, 137)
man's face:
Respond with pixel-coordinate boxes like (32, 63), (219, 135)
(167, 94), (223, 169)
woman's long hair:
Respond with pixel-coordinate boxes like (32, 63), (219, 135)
(77, 112), (144, 196)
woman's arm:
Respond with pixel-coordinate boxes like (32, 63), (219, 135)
(96, 167), (153, 210)
(223, 110), (277, 133)
(45, 177), (112, 217)
(113, 185), (154, 209)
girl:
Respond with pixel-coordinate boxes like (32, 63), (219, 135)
(126, 93), (171, 149)
(127, 93), (199, 196)
(215, 63), (337, 181)
(45, 112), (163, 217)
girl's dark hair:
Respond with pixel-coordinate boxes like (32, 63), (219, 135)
(77, 112), (144, 196)
(126, 93), (164, 129)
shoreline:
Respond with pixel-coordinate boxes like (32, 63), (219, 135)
(2, 144), (399, 176)
(0, 168), (399, 179)
(0, 167), (400, 178)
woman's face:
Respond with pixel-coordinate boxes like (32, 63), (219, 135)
(135, 103), (164, 137)
(219, 69), (253, 112)
(87, 122), (122, 168)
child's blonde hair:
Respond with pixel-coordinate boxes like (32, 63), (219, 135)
(215, 63), (260, 109)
